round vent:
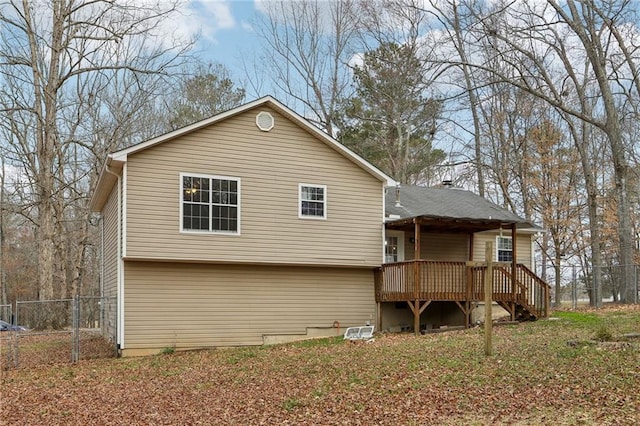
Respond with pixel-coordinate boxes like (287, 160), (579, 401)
(256, 111), (274, 131)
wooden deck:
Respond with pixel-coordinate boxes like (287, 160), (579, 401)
(374, 260), (550, 322)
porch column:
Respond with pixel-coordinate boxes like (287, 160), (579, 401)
(511, 223), (517, 321)
(413, 219), (421, 261)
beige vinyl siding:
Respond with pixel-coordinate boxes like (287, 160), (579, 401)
(472, 231), (533, 265)
(123, 261), (376, 349)
(124, 106), (383, 267)
(403, 232), (469, 261)
(101, 185), (119, 339)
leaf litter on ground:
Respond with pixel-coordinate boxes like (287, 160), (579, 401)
(1, 305), (639, 425)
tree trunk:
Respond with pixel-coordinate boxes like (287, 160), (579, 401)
(450, 1), (485, 196)
(556, 0), (634, 303)
(554, 250), (562, 308)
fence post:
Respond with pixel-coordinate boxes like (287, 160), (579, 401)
(571, 265), (578, 310)
(14, 301), (20, 368)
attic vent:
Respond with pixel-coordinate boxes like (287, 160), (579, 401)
(256, 111), (274, 131)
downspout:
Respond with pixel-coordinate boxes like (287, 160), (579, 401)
(105, 163), (123, 352)
(97, 214), (104, 338)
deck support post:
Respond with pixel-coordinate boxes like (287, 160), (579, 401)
(454, 300), (473, 328)
(407, 300), (430, 335)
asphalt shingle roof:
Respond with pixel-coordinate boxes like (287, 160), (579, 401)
(385, 185), (536, 228)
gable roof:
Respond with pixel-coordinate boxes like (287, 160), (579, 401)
(90, 96), (395, 211)
(385, 185), (539, 232)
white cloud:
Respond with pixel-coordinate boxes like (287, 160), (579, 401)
(240, 20), (254, 32)
(200, 0), (236, 31)
(157, 0), (238, 46)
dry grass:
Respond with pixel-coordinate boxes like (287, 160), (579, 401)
(1, 305), (639, 425)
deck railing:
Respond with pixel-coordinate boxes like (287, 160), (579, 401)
(374, 260), (549, 318)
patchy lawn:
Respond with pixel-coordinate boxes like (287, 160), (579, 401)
(1, 306), (639, 425)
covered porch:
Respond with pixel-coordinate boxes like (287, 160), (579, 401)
(378, 211), (550, 334)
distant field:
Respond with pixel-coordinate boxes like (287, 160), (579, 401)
(2, 305), (639, 425)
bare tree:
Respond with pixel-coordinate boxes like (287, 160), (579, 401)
(426, 0), (487, 196)
(0, 0), (193, 309)
(449, 0), (639, 304)
(526, 118), (583, 306)
(548, 0), (637, 303)
(252, 0), (358, 136)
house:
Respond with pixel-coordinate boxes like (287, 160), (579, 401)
(90, 96), (394, 356)
(91, 96), (549, 356)
(377, 185), (549, 333)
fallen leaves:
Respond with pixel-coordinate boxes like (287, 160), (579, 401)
(1, 306), (639, 425)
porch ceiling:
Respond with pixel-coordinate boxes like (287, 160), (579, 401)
(385, 215), (522, 234)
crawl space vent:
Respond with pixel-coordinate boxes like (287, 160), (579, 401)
(256, 111), (275, 131)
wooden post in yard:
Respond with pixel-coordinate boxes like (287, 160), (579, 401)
(485, 241), (494, 356)
(413, 219), (421, 336)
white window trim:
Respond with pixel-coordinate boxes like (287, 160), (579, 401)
(496, 235), (513, 262)
(298, 183), (327, 220)
(179, 172), (241, 235)
(385, 230), (405, 263)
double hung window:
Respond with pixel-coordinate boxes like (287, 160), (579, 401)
(182, 174), (240, 233)
(497, 236), (513, 262)
(299, 184), (326, 219)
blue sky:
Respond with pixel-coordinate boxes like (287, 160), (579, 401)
(171, 0), (265, 93)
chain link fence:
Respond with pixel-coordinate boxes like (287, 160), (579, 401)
(1, 296), (117, 370)
(541, 264), (640, 307)
(0, 303), (14, 369)
(0, 303), (11, 322)
(591, 265), (640, 304)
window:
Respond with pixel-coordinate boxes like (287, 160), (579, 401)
(497, 236), (513, 262)
(385, 236), (399, 263)
(181, 174), (240, 233)
(299, 184), (326, 219)
(385, 231), (405, 263)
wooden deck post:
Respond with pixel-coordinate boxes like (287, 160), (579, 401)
(408, 300), (430, 336)
(413, 219), (421, 298)
(485, 241), (494, 356)
(413, 301), (420, 335)
(413, 220), (421, 335)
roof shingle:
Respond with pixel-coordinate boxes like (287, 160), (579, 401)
(385, 185), (537, 228)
